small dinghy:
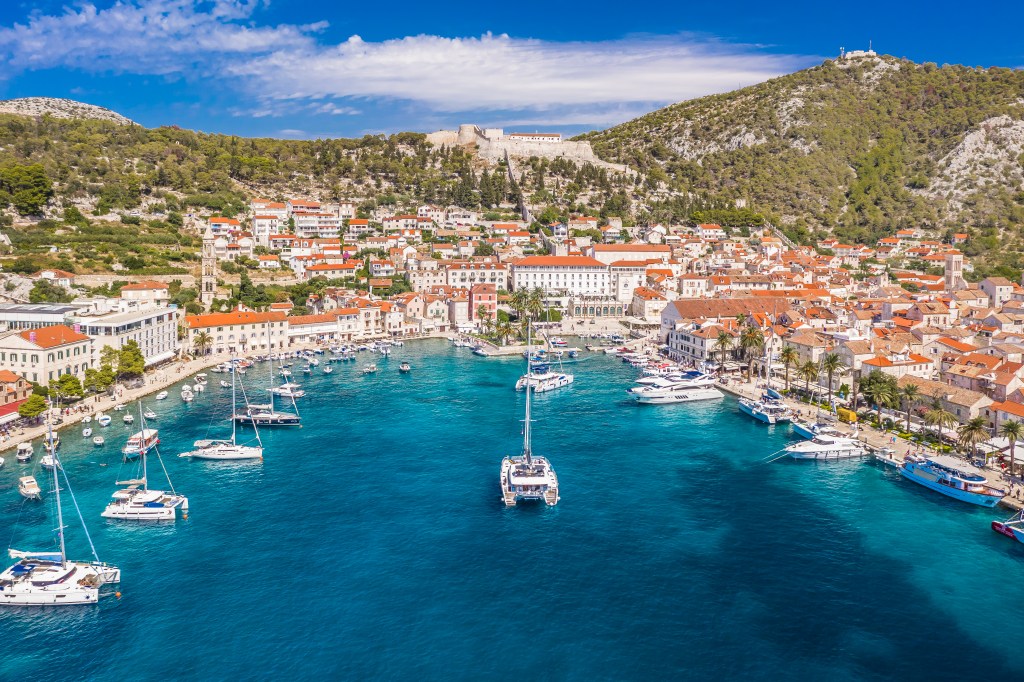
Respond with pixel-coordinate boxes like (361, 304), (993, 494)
(82, 427), (93, 438)
(93, 436), (105, 447)
(155, 391), (168, 400)
(143, 409), (157, 420)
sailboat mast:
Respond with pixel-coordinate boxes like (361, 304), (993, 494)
(49, 403), (67, 566)
(231, 360), (237, 445)
(524, 323), (532, 464)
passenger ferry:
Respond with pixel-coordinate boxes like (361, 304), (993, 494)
(898, 454), (1005, 507)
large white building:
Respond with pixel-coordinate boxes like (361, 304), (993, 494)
(73, 306), (180, 367)
(510, 256), (610, 296)
(184, 310), (289, 356)
(0, 324), (93, 387)
(446, 262), (508, 289)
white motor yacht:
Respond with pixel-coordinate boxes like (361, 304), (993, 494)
(155, 391), (168, 400)
(122, 413), (135, 425)
(16, 443), (32, 463)
(629, 378), (724, 404)
(784, 434), (868, 460)
(18, 476), (41, 499)
(96, 413), (112, 427)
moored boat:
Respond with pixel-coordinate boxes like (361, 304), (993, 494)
(3, 418), (120, 605)
(121, 428), (159, 462)
(155, 391), (168, 401)
(898, 454), (1005, 507)
(784, 434), (868, 460)
(16, 442), (32, 463)
(738, 395), (793, 424)
(399, 361), (411, 373)
(501, 324), (559, 507)
(18, 475), (41, 499)
(93, 436), (105, 446)
(992, 509), (1024, 545)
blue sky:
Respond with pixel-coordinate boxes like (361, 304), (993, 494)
(0, 0), (1021, 139)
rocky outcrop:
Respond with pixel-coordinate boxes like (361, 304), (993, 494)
(0, 97), (134, 125)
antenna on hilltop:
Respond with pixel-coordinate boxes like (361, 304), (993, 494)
(869, 39), (873, 52)
(840, 46), (845, 57)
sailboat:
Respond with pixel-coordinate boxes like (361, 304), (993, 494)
(102, 403), (188, 521)
(182, 367), (264, 460)
(234, 333), (301, 427)
(1, 408), (121, 605)
(500, 324), (560, 507)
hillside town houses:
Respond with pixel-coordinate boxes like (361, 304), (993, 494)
(6, 189), (1024, 449)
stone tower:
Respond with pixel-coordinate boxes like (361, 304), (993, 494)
(944, 252), (965, 293)
(200, 225), (217, 309)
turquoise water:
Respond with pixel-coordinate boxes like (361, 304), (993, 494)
(2, 340), (1024, 680)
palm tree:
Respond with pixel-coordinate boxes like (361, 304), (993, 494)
(526, 287), (544, 320)
(900, 383), (921, 432)
(509, 288), (528, 320)
(1001, 420), (1023, 478)
(779, 346), (798, 391)
(714, 331), (734, 369)
(861, 372), (898, 428)
(477, 305), (494, 335)
(820, 353), (845, 406)
(957, 416), (990, 459)
(494, 319), (515, 346)
(798, 360), (818, 397)
(193, 331), (212, 357)
(740, 326), (765, 379)
(924, 399), (958, 450)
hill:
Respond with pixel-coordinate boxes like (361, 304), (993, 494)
(580, 55), (1024, 257)
(0, 97), (135, 125)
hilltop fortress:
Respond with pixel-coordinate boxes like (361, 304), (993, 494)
(426, 125), (628, 172)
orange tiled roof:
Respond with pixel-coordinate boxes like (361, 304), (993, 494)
(19, 325), (89, 349)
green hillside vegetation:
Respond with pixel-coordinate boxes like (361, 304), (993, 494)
(581, 57), (1024, 256)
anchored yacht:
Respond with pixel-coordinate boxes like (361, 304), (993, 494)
(501, 325), (559, 507)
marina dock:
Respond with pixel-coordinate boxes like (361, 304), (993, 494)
(719, 376), (1024, 511)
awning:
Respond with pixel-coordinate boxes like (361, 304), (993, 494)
(0, 412), (20, 425)
(145, 349), (177, 366)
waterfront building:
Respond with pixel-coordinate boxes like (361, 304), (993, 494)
(510, 255), (609, 297)
(184, 311), (288, 356)
(72, 304), (180, 367)
(0, 303), (82, 331)
(0, 324), (92, 387)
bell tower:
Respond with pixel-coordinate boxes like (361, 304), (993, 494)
(200, 225), (217, 309)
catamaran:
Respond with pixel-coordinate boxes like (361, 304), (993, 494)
(501, 325), (560, 507)
(234, 339), (301, 427)
(2, 414), (120, 605)
(738, 393), (793, 424)
(102, 403), (188, 521)
(182, 368), (263, 460)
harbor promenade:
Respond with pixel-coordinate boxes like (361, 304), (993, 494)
(716, 376), (1024, 512)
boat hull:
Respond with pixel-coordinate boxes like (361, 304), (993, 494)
(0, 562), (119, 606)
(898, 466), (1003, 507)
(634, 388), (724, 404)
(992, 521), (1024, 544)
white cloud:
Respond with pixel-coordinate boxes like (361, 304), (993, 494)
(0, 0), (323, 76)
(235, 33), (809, 113)
(0, 1), (815, 129)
